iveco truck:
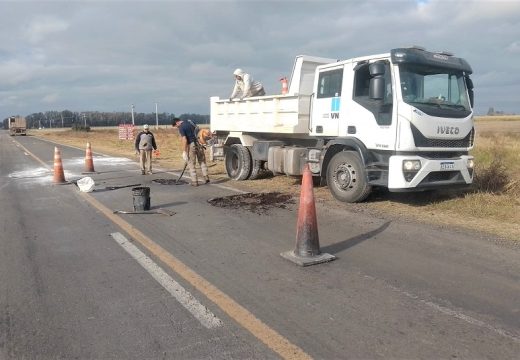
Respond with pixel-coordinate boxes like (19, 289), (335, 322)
(210, 46), (475, 202)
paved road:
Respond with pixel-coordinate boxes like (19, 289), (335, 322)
(1, 131), (519, 359)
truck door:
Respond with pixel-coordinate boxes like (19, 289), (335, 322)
(310, 66), (344, 136)
(342, 60), (397, 151)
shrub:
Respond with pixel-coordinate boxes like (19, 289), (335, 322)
(473, 154), (510, 194)
(71, 123), (91, 132)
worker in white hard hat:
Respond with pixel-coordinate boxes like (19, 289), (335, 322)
(229, 68), (265, 100)
(134, 124), (157, 175)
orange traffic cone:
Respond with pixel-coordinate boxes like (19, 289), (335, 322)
(83, 142), (96, 173)
(53, 146), (67, 184)
(280, 163), (335, 266)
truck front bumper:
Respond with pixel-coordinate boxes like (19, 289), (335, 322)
(387, 154), (474, 190)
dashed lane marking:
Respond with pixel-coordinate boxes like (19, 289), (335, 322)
(111, 232), (222, 329)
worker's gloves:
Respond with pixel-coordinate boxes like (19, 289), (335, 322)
(182, 151), (189, 162)
(135, 150), (140, 155)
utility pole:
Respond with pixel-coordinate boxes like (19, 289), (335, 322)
(131, 104), (135, 126)
(155, 102), (159, 129)
(61, 114), (64, 128)
(83, 113), (86, 127)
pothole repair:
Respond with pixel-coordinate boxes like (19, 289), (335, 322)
(208, 192), (294, 215)
(153, 178), (189, 185)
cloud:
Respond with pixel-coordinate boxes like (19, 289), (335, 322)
(0, 0), (519, 117)
(24, 16), (69, 43)
(42, 93), (59, 103)
(506, 41), (520, 53)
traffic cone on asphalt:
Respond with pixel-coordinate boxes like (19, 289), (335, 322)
(280, 163), (335, 266)
(83, 142), (96, 173)
(53, 146), (67, 184)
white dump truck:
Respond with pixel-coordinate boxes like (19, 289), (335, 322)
(210, 46), (475, 202)
(8, 116), (27, 136)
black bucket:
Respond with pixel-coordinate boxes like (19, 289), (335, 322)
(132, 186), (150, 211)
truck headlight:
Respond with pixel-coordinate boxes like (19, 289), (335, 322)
(402, 160), (421, 182)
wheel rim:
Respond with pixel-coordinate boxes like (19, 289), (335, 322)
(231, 154), (238, 172)
(334, 163), (356, 190)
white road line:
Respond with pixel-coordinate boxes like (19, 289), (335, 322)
(110, 232), (223, 329)
(364, 274), (520, 344)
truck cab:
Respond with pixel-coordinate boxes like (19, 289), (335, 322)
(310, 47), (475, 201)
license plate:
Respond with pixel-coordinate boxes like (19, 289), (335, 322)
(440, 162), (455, 170)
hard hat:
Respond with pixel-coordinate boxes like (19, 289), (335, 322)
(233, 68), (244, 77)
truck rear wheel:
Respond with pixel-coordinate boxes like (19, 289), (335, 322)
(326, 151), (371, 203)
(225, 144), (252, 180)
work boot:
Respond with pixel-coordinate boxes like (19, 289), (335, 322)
(204, 176), (210, 184)
(141, 170), (145, 175)
(191, 181), (198, 187)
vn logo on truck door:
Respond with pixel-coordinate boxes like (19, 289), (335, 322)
(330, 97), (340, 119)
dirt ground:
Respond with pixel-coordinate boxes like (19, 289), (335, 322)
(33, 120), (520, 243)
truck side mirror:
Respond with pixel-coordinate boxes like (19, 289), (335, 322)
(369, 78), (385, 100)
(369, 62), (385, 77)
(369, 62), (386, 100)
(465, 76), (474, 108)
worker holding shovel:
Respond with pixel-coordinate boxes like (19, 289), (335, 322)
(172, 118), (210, 186)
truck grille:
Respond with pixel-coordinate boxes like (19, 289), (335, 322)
(411, 125), (474, 148)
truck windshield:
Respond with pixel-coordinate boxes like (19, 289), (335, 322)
(399, 64), (471, 117)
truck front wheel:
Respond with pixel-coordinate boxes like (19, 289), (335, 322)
(225, 144), (252, 180)
(326, 151), (371, 203)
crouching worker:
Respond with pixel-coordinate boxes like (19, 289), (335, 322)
(172, 118), (209, 186)
(229, 68), (265, 100)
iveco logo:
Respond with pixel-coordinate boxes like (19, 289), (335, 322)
(437, 126), (460, 135)
(433, 54), (449, 61)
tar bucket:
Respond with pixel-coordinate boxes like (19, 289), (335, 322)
(132, 186), (151, 211)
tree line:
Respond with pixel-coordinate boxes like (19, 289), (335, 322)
(2, 110), (209, 130)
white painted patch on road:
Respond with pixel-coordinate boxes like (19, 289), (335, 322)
(65, 156), (134, 167)
(8, 167), (51, 180)
(110, 232), (223, 329)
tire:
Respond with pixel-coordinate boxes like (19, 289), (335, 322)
(248, 160), (272, 180)
(225, 144), (252, 180)
(326, 150), (372, 203)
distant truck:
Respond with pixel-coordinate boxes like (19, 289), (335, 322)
(9, 116), (27, 136)
(210, 46), (475, 203)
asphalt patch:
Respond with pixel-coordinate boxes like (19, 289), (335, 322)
(153, 178), (189, 185)
(207, 192), (294, 215)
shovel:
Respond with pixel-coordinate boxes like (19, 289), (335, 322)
(104, 183), (142, 191)
(176, 162), (188, 184)
(113, 208), (176, 216)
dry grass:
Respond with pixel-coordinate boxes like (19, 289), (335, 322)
(32, 121), (520, 242)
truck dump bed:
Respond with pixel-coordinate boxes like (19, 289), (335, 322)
(210, 95), (311, 134)
(210, 55), (337, 135)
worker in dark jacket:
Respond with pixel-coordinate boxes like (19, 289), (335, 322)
(134, 124), (157, 175)
(172, 118), (209, 186)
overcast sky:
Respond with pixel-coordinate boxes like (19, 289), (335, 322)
(1, 0), (519, 119)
